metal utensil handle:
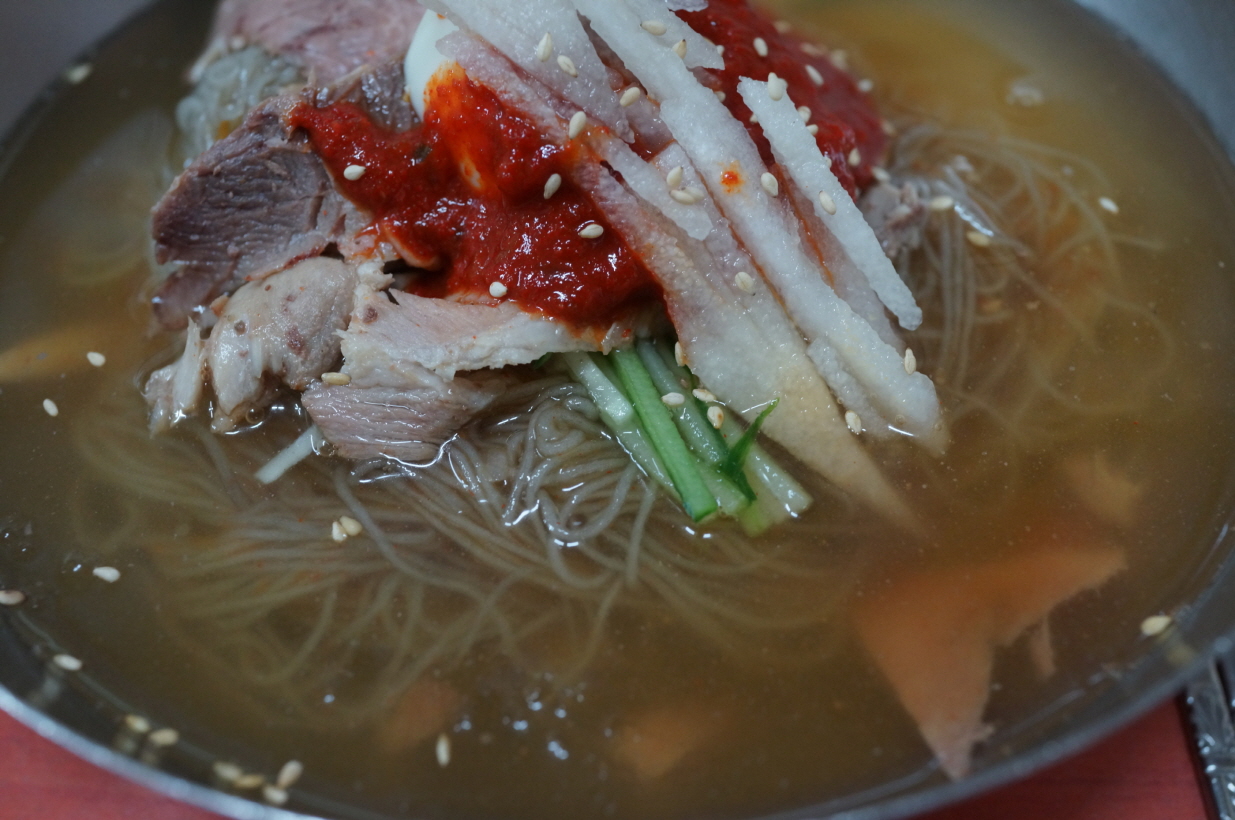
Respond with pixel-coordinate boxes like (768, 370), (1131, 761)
(1185, 650), (1235, 819)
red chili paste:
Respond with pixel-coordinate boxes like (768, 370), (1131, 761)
(288, 2), (887, 324)
(288, 72), (661, 328)
(680, 0), (887, 196)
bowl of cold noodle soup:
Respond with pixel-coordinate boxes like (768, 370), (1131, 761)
(2, 0), (1235, 818)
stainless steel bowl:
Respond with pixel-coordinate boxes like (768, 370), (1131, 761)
(1, 1), (1233, 818)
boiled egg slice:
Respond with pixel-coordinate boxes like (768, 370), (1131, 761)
(405, 12), (460, 121)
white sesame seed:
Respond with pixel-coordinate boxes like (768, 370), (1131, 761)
(343, 164), (366, 181)
(1141, 614), (1172, 636)
(674, 342), (687, 367)
(149, 727), (180, 747)
(716, 44), (725, 57)
(773, 20), (792, 34)
(821, 154), (832, 168)
(436, 733), (452, 767)
(707, 406), (725, 429)
(760, 173), (779, 196)
(543, 173), (563, 199)
(693, 388), (718, 403)
(557, 54), (578, 78)
(904, 348), (917, 375)
(830, 50), (849, 70)
(807, 124), (819, 135)
(881, 119), (897, 136)
(640, 19), (667, 36)
(536, 32), (554, 62)
(666, 166), (684, 188)
(92, 566), (121, 583)
(734, 271), (755, 293)
(277, 760), (304, 789)
(749, 113), (759, 124)
(1006, 80), (1045, 108)
(321, 371), (351, 386)
(818, 191), (837, 215)
(263, 785), (289, 806)
(53, 654), (83, 671)
(670, 187), (705, 205)
(0, 590), (25, 606)
(753, 37), (769, 58)
(213, 761), (243, 784)
(1099, 196), (1120, 214)
(43, 399), (59, 417)
(766, 73), (786, 101)
(712, 90), (727, 105)
(805, 64), (824, 86)
(661, 392), (686, 407)
(339, 516), (363, 537)
(800, 42), (825, 58)
(331, 521), (347, 542)
(568, 111), (587, 139)
(124, 714), (151, 734)
(672, 39), (687, 58)
(929, 195), (955, 212)
(848, 148), (862, 166)
(845, 410), (862, 435)
(619, 86), (642, 107)
(234, 773), (267, 790)
(966, 230), (992, 248)
(858, 78), (874, 93)
(797, 105), (812, 123)
(86, 351), (106, 367)
(64, 63), (93, 85)
(579, 223), (605, 239)
(872, 166), (891, 184)
(489, 281), (508, 298)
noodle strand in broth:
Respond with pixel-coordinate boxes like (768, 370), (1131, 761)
(63, 112), (1157, 733)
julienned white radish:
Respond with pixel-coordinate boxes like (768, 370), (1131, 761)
(595, 139), (714, 240)
(580, 162), (917, 527)
(620, 0), (724, 70)
(420, 0), (634, 141)
(737, 77), (922, 330)
(571, 0), (945, 452)
(256, 425), (325, 484)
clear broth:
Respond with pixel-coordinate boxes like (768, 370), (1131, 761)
(2, 1), (1235, 818)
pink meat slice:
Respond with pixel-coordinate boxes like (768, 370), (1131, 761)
(145, 257), (357, 431)
(212, 0), (427, 85)
(151, 60), (413, 331)
(302, 376), (509, 463)
(150, 95), (363, 329)
(854, 539), (1125, 779)
(207, 256), (356, 429)
(341, 288), (658, 383)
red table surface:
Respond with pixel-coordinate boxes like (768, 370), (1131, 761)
(0, 699), (1208, 820)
